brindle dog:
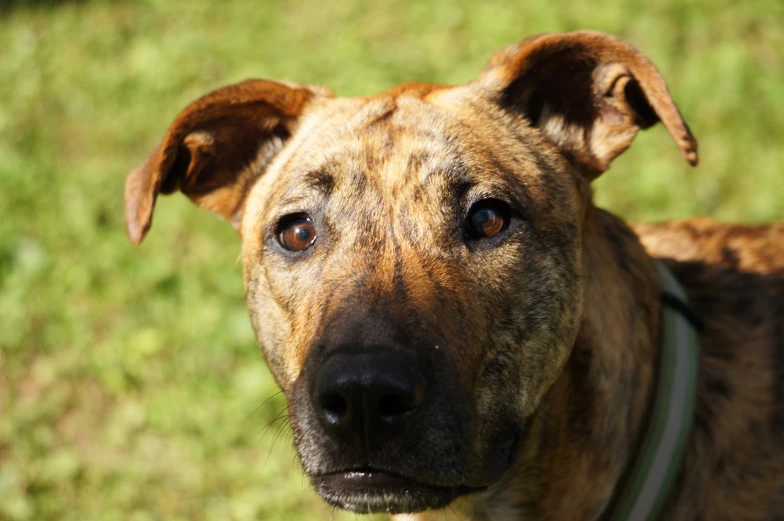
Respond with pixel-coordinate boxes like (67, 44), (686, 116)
(125, 31), (784, 520)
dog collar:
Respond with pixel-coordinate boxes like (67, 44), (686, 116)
(606, 262), (699, 521)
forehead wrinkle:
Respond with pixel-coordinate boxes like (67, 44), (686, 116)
(386, 138), (470, 215)
(301, 97), (460, 199)
(380, 126), (456, 194)
(344, 96), (398, 132)
(301, 104), (403, 181)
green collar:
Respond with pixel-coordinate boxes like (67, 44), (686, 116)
(606, 262), (700, 521)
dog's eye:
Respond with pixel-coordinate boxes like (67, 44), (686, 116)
(278, 215), (317, 252)
(466, 199), (510, 239)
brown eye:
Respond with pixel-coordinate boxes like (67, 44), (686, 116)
(278, 216), (317, 251)
(467, 200), (509, 239)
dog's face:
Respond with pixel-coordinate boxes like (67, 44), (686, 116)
(242, 91), (587, 512)
(125, 32), (696, 514)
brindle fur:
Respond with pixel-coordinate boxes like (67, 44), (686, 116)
(124, 31), (784, 520)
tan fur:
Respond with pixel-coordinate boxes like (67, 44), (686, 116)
(124, 31), (783, 520)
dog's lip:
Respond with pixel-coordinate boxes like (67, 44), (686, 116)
(314, 467), (457, 489)
(321, 469), (412, 487)
(310, 431), (520, 494)
(312, 466), (495, 498)
(311, 468), (474, 514)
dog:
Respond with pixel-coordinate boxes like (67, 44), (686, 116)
(124, 31), (784, 520)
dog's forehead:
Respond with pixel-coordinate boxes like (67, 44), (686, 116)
(242, 84), (572, 245)
(291, 89), (484, 182)
(269, 87), (536, 194)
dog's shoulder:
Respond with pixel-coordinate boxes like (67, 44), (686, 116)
(633, 217), (784, 519)
(632, 217), (784, 274)
(631, 218), (783, 428)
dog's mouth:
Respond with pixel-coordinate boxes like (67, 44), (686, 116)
(309, 436), (518, 514)
(310, 426), (519, 514)
(311, 468), (479, 514)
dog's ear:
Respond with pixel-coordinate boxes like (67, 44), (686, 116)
(125, 79), (330, 245)
(478, 31), (697, 179)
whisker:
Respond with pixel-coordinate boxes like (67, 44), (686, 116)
(246, 390), (283, 420)
(261, 414), (293, 473)
(253, 405), (289, 440)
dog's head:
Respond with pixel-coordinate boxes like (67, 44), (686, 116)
(125, 32), (696, 514)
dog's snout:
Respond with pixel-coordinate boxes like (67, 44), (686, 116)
(312, 349), (424, 447)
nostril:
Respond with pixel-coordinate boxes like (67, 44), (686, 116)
(311, 349), (426, 442)
(378, 394), (415, 421)
(320, 392), (349, 420)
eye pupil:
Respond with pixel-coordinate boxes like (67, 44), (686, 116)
(473, 209), (492, 228)
(278, 216), (317, 252)
(467, 200), (508, 239)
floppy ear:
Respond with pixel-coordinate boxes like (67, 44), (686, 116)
(478, 31), (698, 179)
(124, 79), (330, 245)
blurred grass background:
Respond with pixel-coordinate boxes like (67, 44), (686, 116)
(0, 0), (782, 519)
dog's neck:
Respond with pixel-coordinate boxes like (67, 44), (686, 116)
(419, 208), (663, 521)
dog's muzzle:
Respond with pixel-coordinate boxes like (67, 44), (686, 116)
(287, 312), (518, 514)
(308, 348), (462, 513)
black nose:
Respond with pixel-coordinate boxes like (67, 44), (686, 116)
(312, 349), (425, 448)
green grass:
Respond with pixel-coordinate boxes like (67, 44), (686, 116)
(1, 0), (782, 519)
